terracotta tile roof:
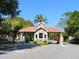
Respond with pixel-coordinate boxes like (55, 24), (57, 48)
(45, 26), (63, 32)
(19, 26), (38, 32)
(19, 26), (63, 32)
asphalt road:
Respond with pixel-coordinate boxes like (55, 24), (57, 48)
(0, 44), (79, 59)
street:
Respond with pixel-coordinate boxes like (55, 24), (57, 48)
(0, 44), (79, 59)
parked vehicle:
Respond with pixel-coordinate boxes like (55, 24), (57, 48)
(69, 37), (79, 44)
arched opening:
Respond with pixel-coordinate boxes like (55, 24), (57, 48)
(39, 33), (43, 38)
(44, 34), (46, 38)
(36, 34), (37, 38)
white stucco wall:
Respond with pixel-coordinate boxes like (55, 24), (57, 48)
(5, 35), (13, 41)
(34, 29), (48, 42)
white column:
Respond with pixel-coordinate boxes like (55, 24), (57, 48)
(34, 33), (38, 41)
(46, 34), (48, 42)
(20, 33), (23, 42)
(34, 33), (36, 41)
(59, 33), (64, 46)
(23, 35), (25, 42)
(37, 33), (39, 41)
(42, 34), (44, 41)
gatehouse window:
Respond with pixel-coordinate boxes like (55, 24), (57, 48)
(44, 34), (46, 38)
(39, 33), (43, 38)
(36, 34), (37, 38)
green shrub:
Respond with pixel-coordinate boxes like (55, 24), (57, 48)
(38, 41), (48, 45)
(33, 41), (48, 45)
(33, 41), (37, 44)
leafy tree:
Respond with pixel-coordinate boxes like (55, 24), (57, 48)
(0, 0), (20, 35)
(57, 18), (67, 28)
(34, 14), (47, 23)
(58, 10), (79, 37)
(0, 0), (20, 19)
(1, 17), (33, 42)
(3, 17), (33, 32)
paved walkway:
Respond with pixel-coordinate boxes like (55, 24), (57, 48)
(0, 44), (79, 59)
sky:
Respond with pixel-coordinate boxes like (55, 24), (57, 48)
(19, 0), (79, 26)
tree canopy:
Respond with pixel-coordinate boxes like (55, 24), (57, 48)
(0, 0), (20, 19)
(58, 10), (79, 37)
(1, 17), (33, 34)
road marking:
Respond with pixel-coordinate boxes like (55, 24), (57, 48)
(12, 54), (21, 59)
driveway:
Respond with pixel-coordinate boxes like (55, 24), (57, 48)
(0, 44), (79, 59)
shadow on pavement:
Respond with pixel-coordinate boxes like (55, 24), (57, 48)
(0, 52), (6, 55)
(0, 41), (58, 52)
(0, 43), (40, 51)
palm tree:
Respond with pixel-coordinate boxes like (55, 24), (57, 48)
(34, 14), (47, 24)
